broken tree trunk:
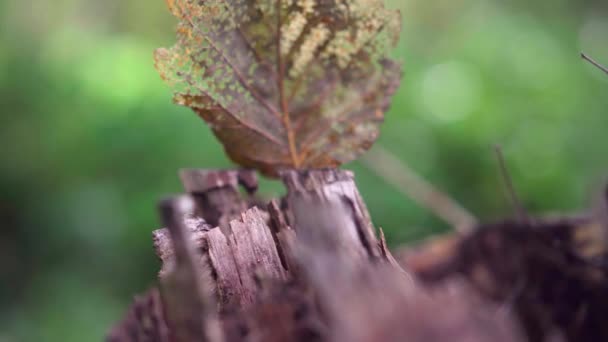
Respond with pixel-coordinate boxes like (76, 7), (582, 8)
(109, 169), (608, 342)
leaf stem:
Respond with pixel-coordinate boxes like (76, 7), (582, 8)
(277, 0), (300, 168)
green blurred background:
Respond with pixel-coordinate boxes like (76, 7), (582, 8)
(1, 0), (607, 340)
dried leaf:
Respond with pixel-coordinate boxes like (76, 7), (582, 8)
(155, 0), (402, 176)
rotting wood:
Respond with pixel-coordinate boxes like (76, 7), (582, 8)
(281, 169), (380, 259)
(154, 205), (288, 311)
(269, 191), (521, 342)
(266, 199), (291, 270)
(107, 288), (170, 342)
(153, 215), (212, 278)
(207, 207), (287, 309)
(110, 169), (608, 342)
(179, 169), (258, 231)
(397, 215), (608, 342)
(280, 168), (405, 266)
(157, 195), (223, 342)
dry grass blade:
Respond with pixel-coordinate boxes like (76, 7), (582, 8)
(361, 146), (477, 233)
(494, 145), (528, 223)
(581, 53), (608, 75)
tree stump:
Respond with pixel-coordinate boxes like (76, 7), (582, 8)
(108, 169), (608, 342)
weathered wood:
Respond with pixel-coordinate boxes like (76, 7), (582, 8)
(153, 216), (212, 278)
(157, 195), (223, 342)
(397, 216), (608, 342)
(107, 288), (170, 342)
(205, 207), (287, 309)
(154, 206), (287, 311)
(115, 168), (608, 342)
(280, 169), (380, 259)
(217, 274), (325, 342)
(266, 199), (294, 271)
(281, 169), (404, 266)
(315, 263), (521, 342)
(280, 192), (520, 342)
(204, 227), (243, 309)
(179, 169), (257, 230)
(378, 228), (407, 271)
(228, 208), (287, 296)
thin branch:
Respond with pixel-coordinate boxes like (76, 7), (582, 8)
(581, 53), (608, 75)
(493, 145), (528, 223)
(361, 146), (477, 233)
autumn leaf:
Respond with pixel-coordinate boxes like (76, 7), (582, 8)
(155, 0), (402, 176)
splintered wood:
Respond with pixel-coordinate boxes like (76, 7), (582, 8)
(109, 169), (608, 342)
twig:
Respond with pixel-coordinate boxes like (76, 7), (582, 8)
(361, 145), (477, 233)
(581, 53), (608, 75)
(493, 145), (528, 223)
